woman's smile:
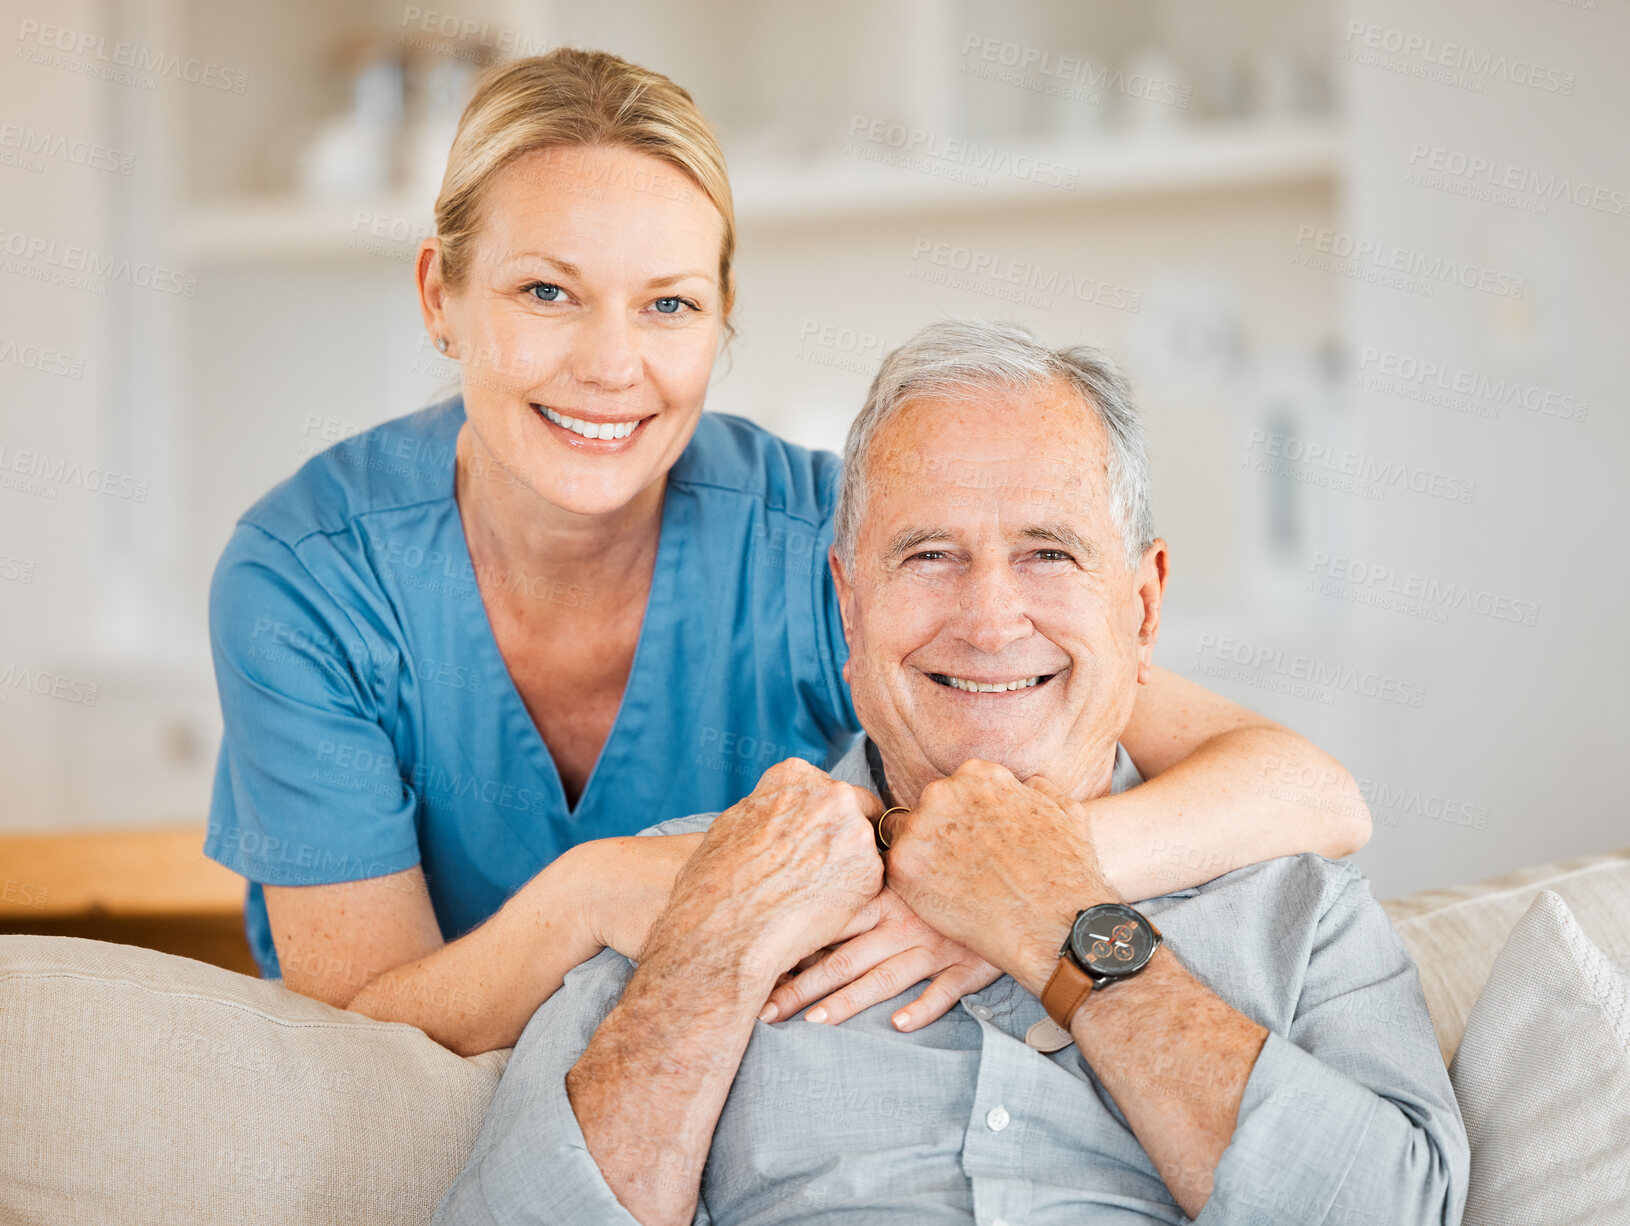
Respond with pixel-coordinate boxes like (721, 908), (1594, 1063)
(532, 402), (656, 449)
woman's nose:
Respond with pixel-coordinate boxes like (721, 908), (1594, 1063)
(571, 309), (640, 393)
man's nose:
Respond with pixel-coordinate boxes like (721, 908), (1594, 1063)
(571, 308), (640, 393)
(953, 559), (1033, 656)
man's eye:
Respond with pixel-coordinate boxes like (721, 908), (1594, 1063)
(525, 282), (567, 303)
(652, 296), (694, 315)
(1034, 550), (1073, 562)
(908, 550), (949, 562)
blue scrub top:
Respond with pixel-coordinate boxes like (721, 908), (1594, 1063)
(204, 398), (860, 976)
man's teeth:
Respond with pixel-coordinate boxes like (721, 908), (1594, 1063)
(939, 675), (1044, 693)
(541, 406), (639, 440)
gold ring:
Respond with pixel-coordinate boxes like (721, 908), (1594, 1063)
(875, 806), (910, 851)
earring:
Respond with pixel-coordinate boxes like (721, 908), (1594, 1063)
(435, 336), (449, 353)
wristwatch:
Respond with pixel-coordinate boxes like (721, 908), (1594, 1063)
(1040, 902), (1163, 1029)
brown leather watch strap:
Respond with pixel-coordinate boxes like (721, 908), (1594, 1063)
(1040, 955), (1096, 1030)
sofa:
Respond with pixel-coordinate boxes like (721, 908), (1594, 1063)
(3, 847), (1628, 1225)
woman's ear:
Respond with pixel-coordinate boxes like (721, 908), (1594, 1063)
(416, 237), (451, 347)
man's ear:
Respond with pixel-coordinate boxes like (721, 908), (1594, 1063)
(1133, 539), (1169, 686)
(829, 546), (857, 684)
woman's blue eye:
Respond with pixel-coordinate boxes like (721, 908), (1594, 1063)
(527, 283), (566, 302)
(653, 296), (684, 314)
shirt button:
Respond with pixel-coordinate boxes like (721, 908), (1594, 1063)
(986, 1105), (1011, 1132)
(971, 1004), (994, 1021)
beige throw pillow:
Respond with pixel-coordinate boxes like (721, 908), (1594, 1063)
(0, 935), (507, 1225)
(1451, 890), (1630, 1226)
(1382, 847), (1630, 1064)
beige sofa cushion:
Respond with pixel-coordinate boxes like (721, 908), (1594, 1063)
(0, 935), (507, 1226)
(1382, 847), (1630, 1064)
(1451, 891), (1630, 1225)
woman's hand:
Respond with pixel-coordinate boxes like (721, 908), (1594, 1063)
(758, 885), (1000, 1032)
(571, 832), (704, 960)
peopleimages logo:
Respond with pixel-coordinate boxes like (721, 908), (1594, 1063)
(1407, 144), (1628, 217)
(908, 239), (1142, 313)
(0, 123), (135, 175)
(1341, 22), (1577, 95)
(847, 115), (1079, 190)
(1356, 346), (1588, 424)
(0, 442), (150, 502)
(0, 226), (199, 298)
(1292, 226), (1525, 300)
(1242, 429), (1476, 505)
(14, 19), (248, 93)
(1193, 633), (1427, 708)
(957, 33), (1192, 109)
(1308, 551), (1540, 628)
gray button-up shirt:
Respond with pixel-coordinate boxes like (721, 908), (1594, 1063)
(435, 739), (1468, 1225)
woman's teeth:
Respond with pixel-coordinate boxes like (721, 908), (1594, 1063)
(936, 675), (1045, 693)
(540, 405), (639, 440)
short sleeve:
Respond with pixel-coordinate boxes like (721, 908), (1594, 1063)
(804, 458), (860, 752)
(204, 522), (421, 887)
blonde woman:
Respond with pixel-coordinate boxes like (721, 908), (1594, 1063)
(204, 48), (1370, 1055)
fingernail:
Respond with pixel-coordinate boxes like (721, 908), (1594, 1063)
(892, 1011), (911, 1031)
(804, 1006), (828, 1024)
(758, 1003), (778, 1023)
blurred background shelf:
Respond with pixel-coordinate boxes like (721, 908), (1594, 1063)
(175, 119), (1339, 262)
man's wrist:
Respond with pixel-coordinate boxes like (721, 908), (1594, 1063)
(1005, 881), (1125, 998)
(641, 898), (788, 1007)
(1065, 943), (1183, 1040)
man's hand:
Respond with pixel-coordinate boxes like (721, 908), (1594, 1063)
(667, 757), (885, 979)
(885, 760), (1120, 996)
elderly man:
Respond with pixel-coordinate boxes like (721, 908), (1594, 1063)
(435, 320), (1467, 1225)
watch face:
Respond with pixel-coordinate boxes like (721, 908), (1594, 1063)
(1069, 904), (1157, 979)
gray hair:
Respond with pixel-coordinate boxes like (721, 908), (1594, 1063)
(833, 318), (1154, 569)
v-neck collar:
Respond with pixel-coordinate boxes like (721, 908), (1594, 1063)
(442, 401), (683, 825)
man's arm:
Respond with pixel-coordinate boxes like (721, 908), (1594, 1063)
(568, 759), (881, 1225)
(1188, 865), (1468, 1226)
(1007, 866), (1466, 1223)
(564, 890), (786, 1222)
(1044, 945), (1266, 1217)
(432, 947), (654, 1226)
(888, 762), (1467, 1224)
(435, 760), (882, 1226)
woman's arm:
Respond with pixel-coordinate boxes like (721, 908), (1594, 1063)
(762, 668), (1371, 1030)
(1104, 664), (1372, 899)
(264, 832), (701, 1056)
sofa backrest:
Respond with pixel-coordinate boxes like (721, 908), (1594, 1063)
(4, 848), (1629, 1221)
(0, 935), (507, 1225)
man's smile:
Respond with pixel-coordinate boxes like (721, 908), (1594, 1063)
(926, 670), (1063, 694)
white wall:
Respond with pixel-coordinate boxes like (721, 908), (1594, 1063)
(3, 0), (1622, 904)
(1334, 0), (1629, 893)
